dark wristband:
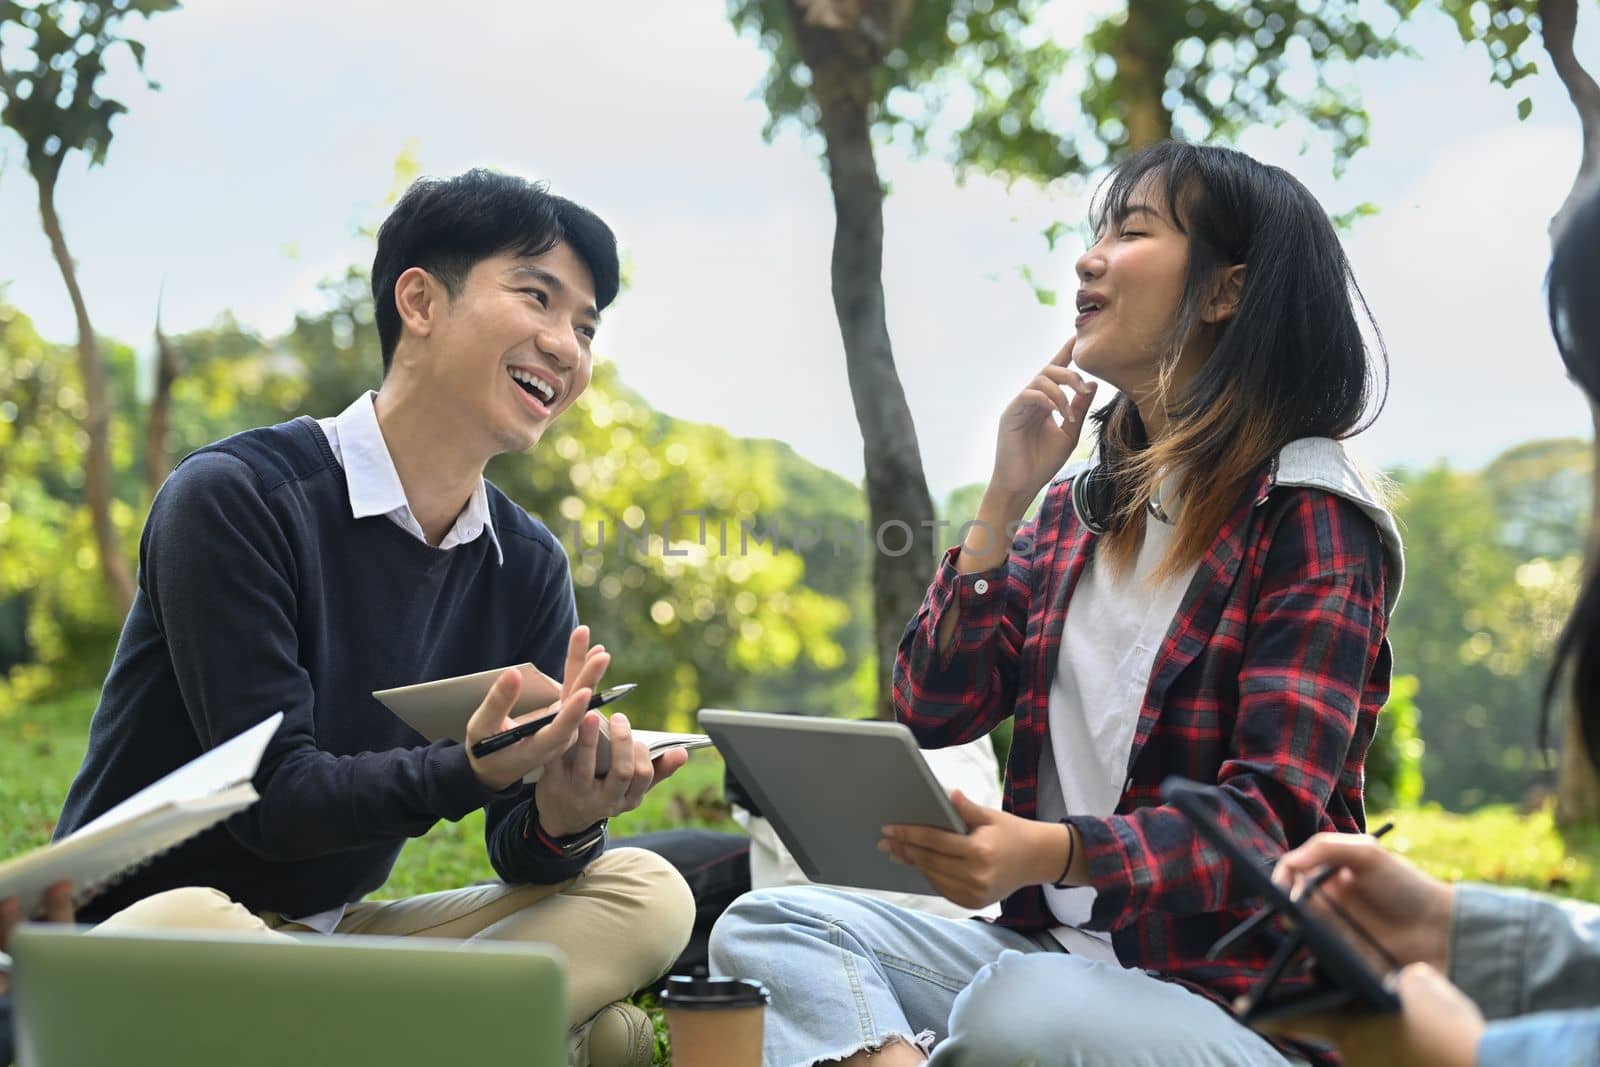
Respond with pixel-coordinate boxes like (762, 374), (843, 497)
(1054, 824), (1077, 888)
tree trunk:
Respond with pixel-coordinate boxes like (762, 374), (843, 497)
(1541, 0), (1600, 826)
(1540, 0), (1600, 237)
(821, 98), (940, 721)
(786, 0), (936, 718)
(147, 292), (179, 493)
(36, 171), (136, 617)
(1112, 0), (1175, 150)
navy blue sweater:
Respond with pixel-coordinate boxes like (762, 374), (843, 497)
(55, 417), (593, 921)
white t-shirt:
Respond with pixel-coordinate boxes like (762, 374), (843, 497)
(1036, 508), (1198, 962)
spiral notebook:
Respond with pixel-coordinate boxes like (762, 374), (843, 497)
(0, 712), (282, 917)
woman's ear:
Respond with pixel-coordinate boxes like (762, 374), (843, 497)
(393, 266), (439, 341)
(1201, 264), (1246, 325)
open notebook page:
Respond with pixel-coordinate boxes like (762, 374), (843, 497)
(71, 712), (283, 838)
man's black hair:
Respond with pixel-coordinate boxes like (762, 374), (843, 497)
(371, 168), (620, 369)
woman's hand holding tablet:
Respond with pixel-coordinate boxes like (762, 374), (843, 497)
(879, 790), (1080, 910)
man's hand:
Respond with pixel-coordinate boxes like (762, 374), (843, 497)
(1271, 832), (1455, 973)
(465, 626), (610, 793)
(535, 711), (689, 838)
(879, 790), (1071, 910)
(1254, 963), (1485, 1067)
(0, 880), (74, 995)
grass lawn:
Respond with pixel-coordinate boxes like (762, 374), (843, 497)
(1378, 803), (1600, 901)
(6, 690), (1599, 1063)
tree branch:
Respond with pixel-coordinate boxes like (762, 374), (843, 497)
(36, 169), (136, 615)
(1539, 0), (1600, 232)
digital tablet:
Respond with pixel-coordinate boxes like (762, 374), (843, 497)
(1159, 777), (1401, 1023)
(698, 710), (967, 895)
(373, 664), (560, 744)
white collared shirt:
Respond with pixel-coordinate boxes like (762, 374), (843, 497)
(317, 391), (503, 565)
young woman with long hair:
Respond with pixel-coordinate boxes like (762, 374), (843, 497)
(710, 140), (1403, 1067)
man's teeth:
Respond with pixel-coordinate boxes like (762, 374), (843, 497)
(1078, 302), (1102, 313)
(509, 368), (555, 403)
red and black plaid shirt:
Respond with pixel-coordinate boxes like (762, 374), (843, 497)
(895, 463), (1392, 1053)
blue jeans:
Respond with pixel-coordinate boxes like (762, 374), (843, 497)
(709, 886), (1306, 1067)
(1478, 1011), (1600, 1067)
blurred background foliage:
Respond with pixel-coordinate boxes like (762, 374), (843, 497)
(1385, 440), (1591, 809)
(0, 268), (1588, 808)
(2, 0), (1595, 814)
(0, 268), (883, 735)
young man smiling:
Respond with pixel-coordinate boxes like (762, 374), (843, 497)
(53, 170), (694, 1066)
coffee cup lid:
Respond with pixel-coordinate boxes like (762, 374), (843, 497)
(659, 974), (770, 1010)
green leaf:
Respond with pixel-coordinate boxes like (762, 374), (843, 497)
(1330, 200), (1381, 233)
(1041, 220), (1068, 253)
(1517, 96), (1533, 120)
(1019, 265), (1056, 306)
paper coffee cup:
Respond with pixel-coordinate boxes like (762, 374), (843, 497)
(660, 974), (770, 1067)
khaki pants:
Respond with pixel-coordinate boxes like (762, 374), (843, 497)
(95, 848), (694, 1028)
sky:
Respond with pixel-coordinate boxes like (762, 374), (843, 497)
(0, 0), (1595, 499)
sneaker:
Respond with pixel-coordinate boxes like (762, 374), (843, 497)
(569, 1000), (656, 1067)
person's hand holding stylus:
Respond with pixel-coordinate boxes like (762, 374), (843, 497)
(1247, 830), (1484, 1067)
(471, 684), (637, 759)
(1270, 830), (1456, 974)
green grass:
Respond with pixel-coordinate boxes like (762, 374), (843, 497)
(7, 690), (1599, 1063)
(0, 690), (99, 858)
(1372, 803), (1600, 901)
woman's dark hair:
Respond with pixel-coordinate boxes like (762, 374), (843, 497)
(371, 168), (620, 370)
(1084, 141), (1387, 578)
(1541, 182), (1600, 771)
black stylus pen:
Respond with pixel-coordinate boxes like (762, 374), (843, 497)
(470, 683), (637, 759)
(1206, 821), (1394, 961)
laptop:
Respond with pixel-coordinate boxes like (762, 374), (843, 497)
(9, 925), (567, 1067)
(698, 709), (967, 895)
